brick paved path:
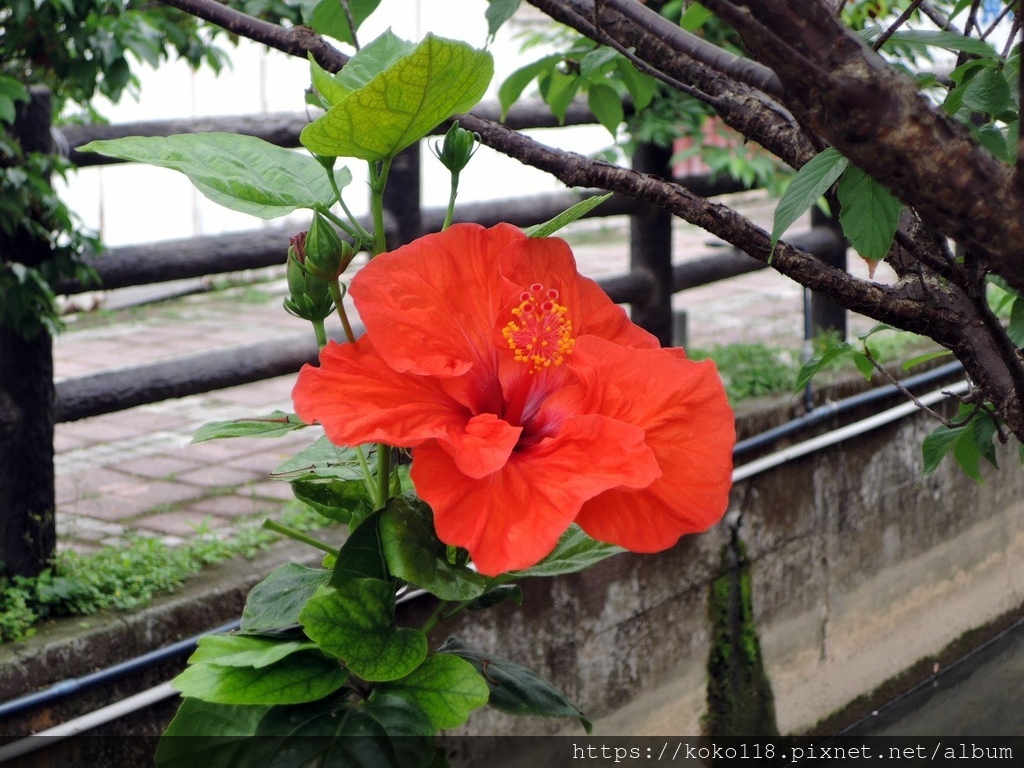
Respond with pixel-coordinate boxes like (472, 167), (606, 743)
(51, 193), (889, 552)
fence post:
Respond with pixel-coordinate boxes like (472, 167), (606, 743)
(630, 142), (674, 346)
(808, 205), (848, 339)
(382, 145), (422, 248)
(0, 86), (56, 577)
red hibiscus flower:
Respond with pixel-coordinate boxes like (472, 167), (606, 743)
(292, 223), (734, 576)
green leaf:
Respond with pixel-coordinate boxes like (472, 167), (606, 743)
(251, 695), (434, 767)
(486, 0), (522, 40)
(379, 495), (486, 601)
(615, 58), (657, 112)
(467, 584), (523, 611)
(335, 29), (417, 92)
(291, 477), (373, 525)
(438, 637), (592, 733)
(961, 66), (1013, 117)
(77, 134), (351, 219)
(794, 342), (854, 392)
(526, 194), (613, 238)
(301, 34), (493, 160)
(189, 635), (318, 668)
(331, 510), (387, 586)
(172, 653), (349, 705)
(884, 29), (999, 59)
(580, 47), (619, 78)
(587, 82), (624, 136)
(771, 148), (848, 250)
(309, 55), (350, 108)
(307, 0), (382, 46)
(156, 698), (269, 768)
(1009, 297), (1024, 346)
(502, 525), (623, 581)
(300, 582), (427, 682)
(902, 349), (953, 371)
(679, 2), (713, 31)
(378, 654), (489, 730)
(541, 68), (580, 125)
(922, 424), (969, 476)
(271, 436), (373, 482)
(851, 350), (875, 380)
(191, 411), (306, 443)
(499, 54), (562, 119)
(837, 166), (903, 261)
(241, 563), (331, 633)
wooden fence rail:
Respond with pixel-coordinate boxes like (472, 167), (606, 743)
(0, 90), (847, 575)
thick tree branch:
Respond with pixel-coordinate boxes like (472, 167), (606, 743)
(701, 0), (1024, 296)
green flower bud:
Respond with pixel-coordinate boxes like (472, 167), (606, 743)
(432, 121), (479, 174)
(284, 231), (335, 322)
(305, 211), (354, 280)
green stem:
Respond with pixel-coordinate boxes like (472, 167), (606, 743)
(376, 443), (392, 508)
(442, 171), (460, 231)
(262, 519), (335, 555)
(311, 316), (328, 350)
(420, 600), (451, 635)
(338, 196), (373, 245)
(355, 444), (380, 508)
(318, 205), (361, 241)
(328, 280), (356, 344)
(368, 158), (392, 257)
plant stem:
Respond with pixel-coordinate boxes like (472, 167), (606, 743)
(420, 600), (451, 635)
(311, 316), (328, 350)
(376, 445), (391, 509)
(262, 519), (335, 554)
(442, 172), (460, 230)
(368, 158), (392, 258)
(355, 444), (380, 508)
(318, 205), (360, 241)
(328, 280), (356, 344)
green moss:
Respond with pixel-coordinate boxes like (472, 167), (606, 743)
(704, 536), (779, 740)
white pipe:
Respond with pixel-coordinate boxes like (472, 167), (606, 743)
(0, 682), (179, 764)
(0, 381), (970, 757)
(732, 380), (970, 483)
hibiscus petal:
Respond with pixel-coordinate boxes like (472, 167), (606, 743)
(410, 413), (659, 576)
(292, 339), (468, 448)
(569, 337), (734, 551)
(442, 413), (522, 480)
(350, 223), (524, 378)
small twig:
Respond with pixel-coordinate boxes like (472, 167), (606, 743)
(1001, 9), (1023, 59)
(863, 349), (956, 427)
(919, 1), (962, 33)
(873, 0), (926, 51)
(981, 1), (1015, 41)
(339, 0), (360, 50)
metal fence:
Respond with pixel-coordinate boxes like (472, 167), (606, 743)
(0, 88), (847, 575)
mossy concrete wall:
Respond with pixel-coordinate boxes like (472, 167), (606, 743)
(4, 386), (1024, 745)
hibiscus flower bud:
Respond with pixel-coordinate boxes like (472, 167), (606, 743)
(305, 211), (354, 280)
(284, 230), (334, 322)
(432, 121), (479, 174)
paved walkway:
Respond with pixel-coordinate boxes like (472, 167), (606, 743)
(51, 192), (889, 552)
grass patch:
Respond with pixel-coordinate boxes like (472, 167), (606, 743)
(0, 502), (326, 644)
(690, 343), (799, 402)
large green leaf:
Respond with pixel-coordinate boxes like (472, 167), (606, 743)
(500, 525), (623, 581)
(192, 411), (306, 443)
(498, 54), (562, 119)
(771, 147), (847, 249)
(837, 166), (903, 260)
(78, 133), (351, 219)
(189, 635), (318, 669)
(241, 563), (331, 633)
(156, 698), (269, 768)
(587, 82), (625, 136)
(250, 696), (434, 768)
(922, 424), (969, 476)
(271, 436), (374, 482)
(301, 33), (493, 160)
(438, 638), (592, 733)
(485, 0), (522, 40)
(378, 654), (489, 730)
(379, 495), (486, 601)
(300, 582), (427, 682)
(331, 510), (387, 586)
(291, 477), (373, 526)
(172, 653), (349, 705)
